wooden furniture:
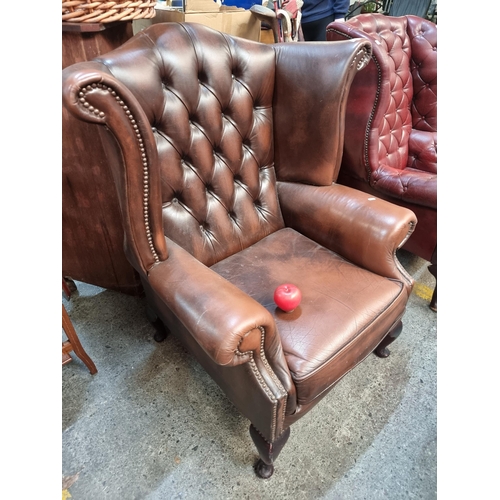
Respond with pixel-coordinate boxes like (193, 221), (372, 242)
(62, 21), (142, 295)
(62, 304), (97, 374)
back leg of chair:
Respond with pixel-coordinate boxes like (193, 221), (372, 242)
(374, 320), (403, 358)
(250, 425), (291, 479)
(62, 304), (97, 374)
(146, 304), (170, 343)
(428, 248), (437, 312)
(428, 271), (437, 312)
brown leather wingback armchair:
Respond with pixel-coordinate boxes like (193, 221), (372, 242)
(326, 14), (437, 311)
(62, 22), (417, 478)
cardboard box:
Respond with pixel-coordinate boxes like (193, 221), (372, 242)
(183, 0), (220, 13)
(133, 1), (261, 42)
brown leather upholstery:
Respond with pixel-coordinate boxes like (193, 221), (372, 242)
(326, 14), (437, 311)
(62, 22), (417, 478)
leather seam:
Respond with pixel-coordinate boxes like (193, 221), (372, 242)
(235, 328), (288, 441)
(325, 28), (382, 183)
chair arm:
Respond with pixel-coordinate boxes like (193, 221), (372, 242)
(371, 163), (437, 209)
(277, 182), (416, 291)
(148, 238), (296, 437)
(147, 238), (289, 370)
(407, 130), (437, 174)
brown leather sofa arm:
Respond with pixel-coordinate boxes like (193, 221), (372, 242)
(277, 182), (416, 291)
(148, 238), (292, 373)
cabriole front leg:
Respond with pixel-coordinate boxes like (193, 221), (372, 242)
(250, 425), (291, 479)
(374, 320), (403, 358)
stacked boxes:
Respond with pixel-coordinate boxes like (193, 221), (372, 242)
(133, 0), (261, 41)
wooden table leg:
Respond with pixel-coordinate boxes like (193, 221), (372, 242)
(62, 304), (97, 375)
(62, 278), (72, 300)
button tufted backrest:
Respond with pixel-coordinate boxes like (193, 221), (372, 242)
(64, 22), (371, 274)
(336, 14), (436, 172)
(343, 15), (413, 170)
(95, 23), (284, 267)
(406, 16), (437, 133)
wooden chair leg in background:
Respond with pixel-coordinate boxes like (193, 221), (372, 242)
(62, 304), (97, 375)
(62, 277), (78, 300)
(62, 278), (72, 300)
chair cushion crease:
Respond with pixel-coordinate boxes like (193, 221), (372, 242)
(210, 227), (407, 405)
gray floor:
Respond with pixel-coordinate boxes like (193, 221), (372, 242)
(62, 249), (437, 500)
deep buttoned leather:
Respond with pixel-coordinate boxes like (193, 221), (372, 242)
(327, 14), (437, 204)
(62, 22), (416, 446)
(326, 14), (436, 263)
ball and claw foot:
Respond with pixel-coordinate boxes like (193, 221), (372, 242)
(153, 329), (168, 343)
(249, 424), (290, 479)
(375, 345), (391, 358)
(254, 459), (274, 479)
(374, 321), (402, 359)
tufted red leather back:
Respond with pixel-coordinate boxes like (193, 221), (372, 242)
(406, 16), (437, 133)
(326, 15), (436, 263)
(336, 14), (436, 171)
(95, 23), (284, 267)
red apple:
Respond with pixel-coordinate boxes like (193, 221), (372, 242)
(274, 283), (302, 313)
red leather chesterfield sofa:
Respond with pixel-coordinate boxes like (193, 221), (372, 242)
(327, 14), (437, 311)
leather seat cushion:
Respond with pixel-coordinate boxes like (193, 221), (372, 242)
(210, 228), (407, 405)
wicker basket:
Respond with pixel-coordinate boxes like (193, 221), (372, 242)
(62, 0), (157, 23)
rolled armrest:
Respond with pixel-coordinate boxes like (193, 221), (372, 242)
(277, 182), (416, 290)
(372, 162), (437, 209)
(407, 130), (437, 175)
(147, 238), (284, 368)
(62, 62), (168, 274)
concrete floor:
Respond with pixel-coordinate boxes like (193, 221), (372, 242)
(62, 249), (437, 499)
